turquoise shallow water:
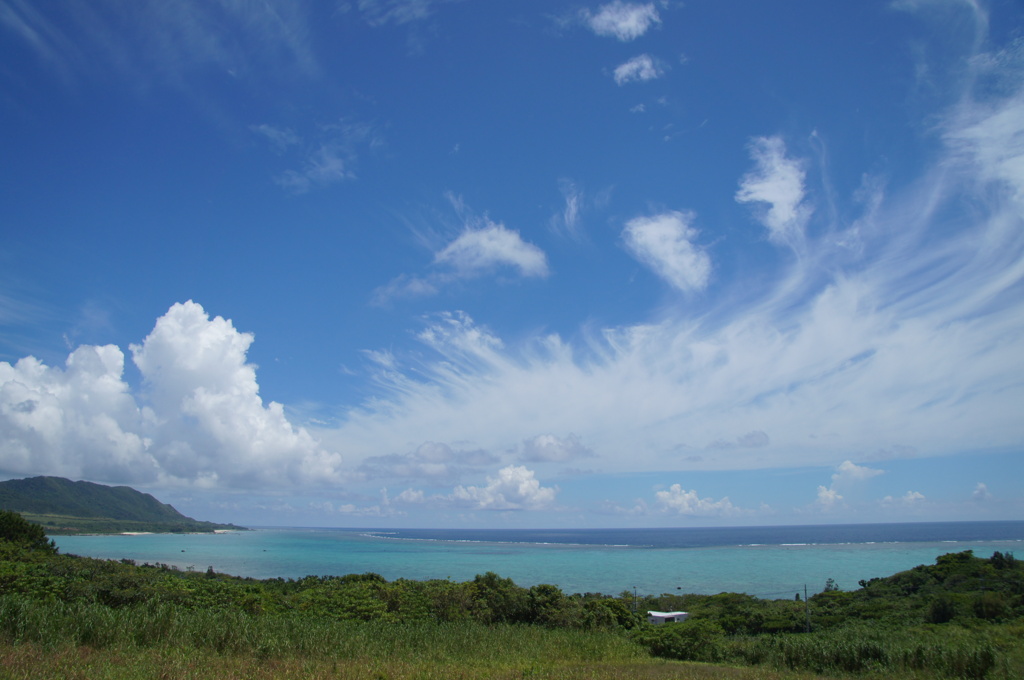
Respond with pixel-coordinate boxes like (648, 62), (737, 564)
(51, 523), (1024, 598)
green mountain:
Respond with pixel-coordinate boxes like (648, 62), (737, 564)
(0, 476), (245, 534)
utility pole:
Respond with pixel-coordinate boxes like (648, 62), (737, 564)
(804, 584), (810, 633)
(633, 586), (637, 613)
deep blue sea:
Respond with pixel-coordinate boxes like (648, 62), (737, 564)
(52, 521), (1024, 599)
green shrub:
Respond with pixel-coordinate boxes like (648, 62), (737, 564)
(630, 619), (725, 662)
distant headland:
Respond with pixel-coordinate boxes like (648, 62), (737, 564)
(0, 475), (246, 534)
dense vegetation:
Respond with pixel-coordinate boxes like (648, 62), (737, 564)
(0, 476), (245, 534)
(0, 511), (1020, 679)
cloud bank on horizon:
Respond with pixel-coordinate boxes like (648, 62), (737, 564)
(0, 0), (1022, 527)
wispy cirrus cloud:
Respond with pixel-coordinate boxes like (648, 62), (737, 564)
(550, 178), (586, 240)
(358, 440), (499, 483)
(250, 124), (301, 153)
(0, 0), (318, 87)
(252, 120), (379, 194)
(351, 0), (463, 27)
(323, 58), (1024, 490)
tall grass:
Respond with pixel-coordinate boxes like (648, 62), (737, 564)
(0, 594), (642, 666)
(741, 626), (998, 679)
(0, 642), (831, 680)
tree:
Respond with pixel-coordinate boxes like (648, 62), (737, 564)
(0, 510), (57, 553)
(927, 594), (957, 624)
(470, 571), (530, 623)
(973, 592), (1009, 620)
(528, 583), (580, 627)
(990, 551), (1016, 570)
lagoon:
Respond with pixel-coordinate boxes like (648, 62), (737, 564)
(52, 521), (1024, 598)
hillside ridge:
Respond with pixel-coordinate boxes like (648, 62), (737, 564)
(0, 476), (244, 533)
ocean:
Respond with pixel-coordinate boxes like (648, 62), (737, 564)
(51, 521), (1024, 599)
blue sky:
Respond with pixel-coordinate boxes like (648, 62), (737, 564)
(1, 0), (1022, 528)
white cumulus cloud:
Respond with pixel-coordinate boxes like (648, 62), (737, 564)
(832, 460), (884, 485)
(374, 200), (551, 304)
(0, 345), (153, 482)
(1, 301), (343, 490)
(814, 460), (883, 511)
(882, 490), (926, 507)
(584, 2), (661, 41)
(816, 485), (843, 508)
(451, 465), (558, 510)
(613, 54), (663, 85)
(130, 301), (343, 487)
(654, 484), (737, 516)
(623, 211), (711, 292)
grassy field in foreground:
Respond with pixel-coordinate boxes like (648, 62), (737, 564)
(0, 643), (838, 680)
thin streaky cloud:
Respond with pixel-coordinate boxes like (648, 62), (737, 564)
(2, 0), (319, 87)
(0, 0), (81, 82)
(266, 121), (378, 193)
(356, 0), (461, 27)
(250, 124), (301, 153)
(551, 178), (586, 241)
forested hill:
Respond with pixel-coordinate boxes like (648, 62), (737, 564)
(0, 476), (244, 534)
